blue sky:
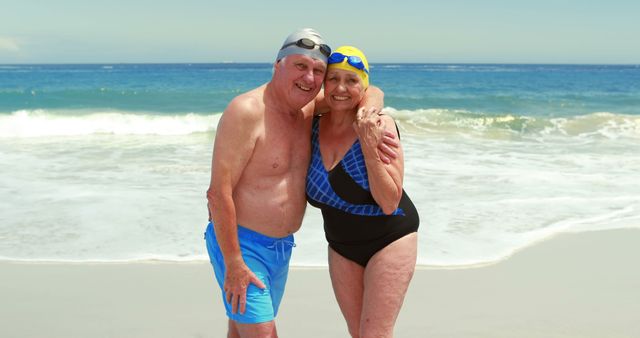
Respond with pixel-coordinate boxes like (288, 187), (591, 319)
(1, 0), (639, 64)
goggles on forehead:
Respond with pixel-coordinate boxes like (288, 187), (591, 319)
(327, 52), (369, 74)
(280, 38), (331, 58)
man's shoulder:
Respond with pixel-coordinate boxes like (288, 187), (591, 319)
(224, 86), (266, 123)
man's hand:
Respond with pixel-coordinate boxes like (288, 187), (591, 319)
(379, 129), (399, 164)
(223, 258), (266, 314)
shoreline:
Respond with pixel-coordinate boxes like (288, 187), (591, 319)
(2, 228), (639, 337)
(4, 228), (638, 269)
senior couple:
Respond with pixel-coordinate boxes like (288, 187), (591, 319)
(204, 28), (419, 338)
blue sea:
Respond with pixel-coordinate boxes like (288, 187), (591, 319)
(1, 63), (639, 267)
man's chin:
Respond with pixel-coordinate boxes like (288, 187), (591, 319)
(293, 89), (318, 103)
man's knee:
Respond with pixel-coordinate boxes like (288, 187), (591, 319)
(234, 320), (277, 338)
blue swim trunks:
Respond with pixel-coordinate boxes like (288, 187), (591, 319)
(204, 222), (295, 324)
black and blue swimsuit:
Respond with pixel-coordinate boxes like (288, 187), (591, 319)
(306, 117), (419, 267)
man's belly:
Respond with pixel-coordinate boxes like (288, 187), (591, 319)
(233, 188), (307, 237)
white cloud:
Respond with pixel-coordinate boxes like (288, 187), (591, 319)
(0, 37), (20, 52)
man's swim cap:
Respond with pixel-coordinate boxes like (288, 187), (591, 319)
(327, 46), (369, 88)
(276, 28), (331, 64)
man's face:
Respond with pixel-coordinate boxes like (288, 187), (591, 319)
(276, 54), (327, 109)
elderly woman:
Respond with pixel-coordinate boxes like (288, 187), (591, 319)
(306, 46), (420, 338)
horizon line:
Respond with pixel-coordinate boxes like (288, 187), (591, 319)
(1, 62), (639, 66)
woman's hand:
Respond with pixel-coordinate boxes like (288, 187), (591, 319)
(353, 107), (398, 163)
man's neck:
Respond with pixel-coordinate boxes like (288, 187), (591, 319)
(264, 82), (303, 120)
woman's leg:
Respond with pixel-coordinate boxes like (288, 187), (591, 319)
(360, 233), (417, 338)
(328, 246), (366, 338)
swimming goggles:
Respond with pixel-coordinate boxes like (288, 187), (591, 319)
(280, 38), (331, 58)
(327, 53), (369, 74)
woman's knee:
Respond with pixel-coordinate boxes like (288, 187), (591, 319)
(359, 321), (394, 338)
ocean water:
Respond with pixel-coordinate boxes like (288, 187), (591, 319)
(1, 63), (639, 267)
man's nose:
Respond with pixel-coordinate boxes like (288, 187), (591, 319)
(303, 69), (315, 82)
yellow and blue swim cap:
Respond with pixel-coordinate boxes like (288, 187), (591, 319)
(327, 46), (369, 88)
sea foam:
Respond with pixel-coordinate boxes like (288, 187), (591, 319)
(2, 108), (639, 140)
(0, 109), (221, 137)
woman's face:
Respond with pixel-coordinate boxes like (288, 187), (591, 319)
(323, 68), (365, 111)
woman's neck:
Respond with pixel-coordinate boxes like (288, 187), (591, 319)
(325, 108), (356, 131)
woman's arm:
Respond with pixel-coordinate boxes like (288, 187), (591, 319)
(353, 109), (404, 214)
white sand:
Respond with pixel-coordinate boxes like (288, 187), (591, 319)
(1, 229), (639, 337)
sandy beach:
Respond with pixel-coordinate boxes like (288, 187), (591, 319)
(2, 229), (639, 338)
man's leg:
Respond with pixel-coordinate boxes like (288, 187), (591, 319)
(231, 320), (277, 338)
(227, 319), (240, 338)
(206, 224), (276, 334)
